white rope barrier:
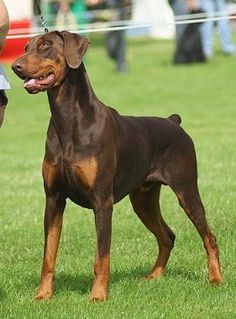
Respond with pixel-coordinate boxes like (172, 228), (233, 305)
(5, 9), (236, 40)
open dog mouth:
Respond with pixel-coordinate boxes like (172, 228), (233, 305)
(23, 72), (55, 93)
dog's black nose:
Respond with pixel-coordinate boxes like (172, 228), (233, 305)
(12, 62), (22, 72)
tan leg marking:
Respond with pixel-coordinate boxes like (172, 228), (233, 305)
(90, 254), (110, 301)
(204, 235), (222, 284)
(42, 161), (58, 189)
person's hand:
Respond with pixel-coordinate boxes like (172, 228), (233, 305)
(86, 0), (103, 6)
(187, 0), (198, 10)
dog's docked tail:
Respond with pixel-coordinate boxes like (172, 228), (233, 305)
(168, 113), (182, 125)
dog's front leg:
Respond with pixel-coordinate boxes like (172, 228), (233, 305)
(34, 195), (66, 300)
(90, 197), (113, 301)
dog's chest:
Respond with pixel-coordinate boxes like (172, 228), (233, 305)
(43, 156), (98, 208)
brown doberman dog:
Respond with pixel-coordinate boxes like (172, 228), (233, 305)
(12, 31), (222, 301)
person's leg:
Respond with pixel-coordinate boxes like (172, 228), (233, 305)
(116, 30), (127, 72)
(199, 0), (215, 58)
(216, 0), (235, 54)
(171, 0), (188, 45)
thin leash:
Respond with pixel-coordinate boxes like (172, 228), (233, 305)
(34, 0), (49, 33)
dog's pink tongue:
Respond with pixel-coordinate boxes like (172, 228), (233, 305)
(24, 78), (36, 88)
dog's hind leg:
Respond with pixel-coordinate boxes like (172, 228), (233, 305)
(173, 184), (222, 284)
(166, 140), (222, 284)
(129, 183), (175, 279)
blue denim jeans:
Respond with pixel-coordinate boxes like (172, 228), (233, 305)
(199, 0), (235, 56)
(171, 0), (188, 45)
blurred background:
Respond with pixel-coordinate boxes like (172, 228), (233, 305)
(2, 0), (236, 64)
(0, 0), (178, 63)
(0, 0), (236, 61)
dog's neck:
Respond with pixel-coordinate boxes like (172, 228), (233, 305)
(47, 63), (101, 147)
(47, 62), (98, 111)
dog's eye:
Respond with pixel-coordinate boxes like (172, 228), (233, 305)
(40, 41), (50, 49)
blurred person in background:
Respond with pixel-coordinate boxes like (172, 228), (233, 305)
(55, 0), (77, 28)
(169, 0), (199, 44)
(45, 0), (86, 27)
(104, 0), (130, 73)
(199, 0), (236, 58)
(0, 0), (10, 128)
(74, 0), (130, 72)
(169, 0), (204, 63)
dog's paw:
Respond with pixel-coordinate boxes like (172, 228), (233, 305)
(34, 289), (52, 301)
(145, 267), (164, 280)
(209, 276), (223, 285)
(89, 286), (108, 302)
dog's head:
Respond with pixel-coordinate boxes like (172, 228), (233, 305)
(11, 31), (90, 94)
(0, 90), (8, 127)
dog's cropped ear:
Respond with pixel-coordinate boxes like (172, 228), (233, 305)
(59, 31), (90, 69)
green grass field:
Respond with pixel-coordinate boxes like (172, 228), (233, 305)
(0, 37), (236, 318)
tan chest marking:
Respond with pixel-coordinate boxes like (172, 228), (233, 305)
(74, 157), (98, 188)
